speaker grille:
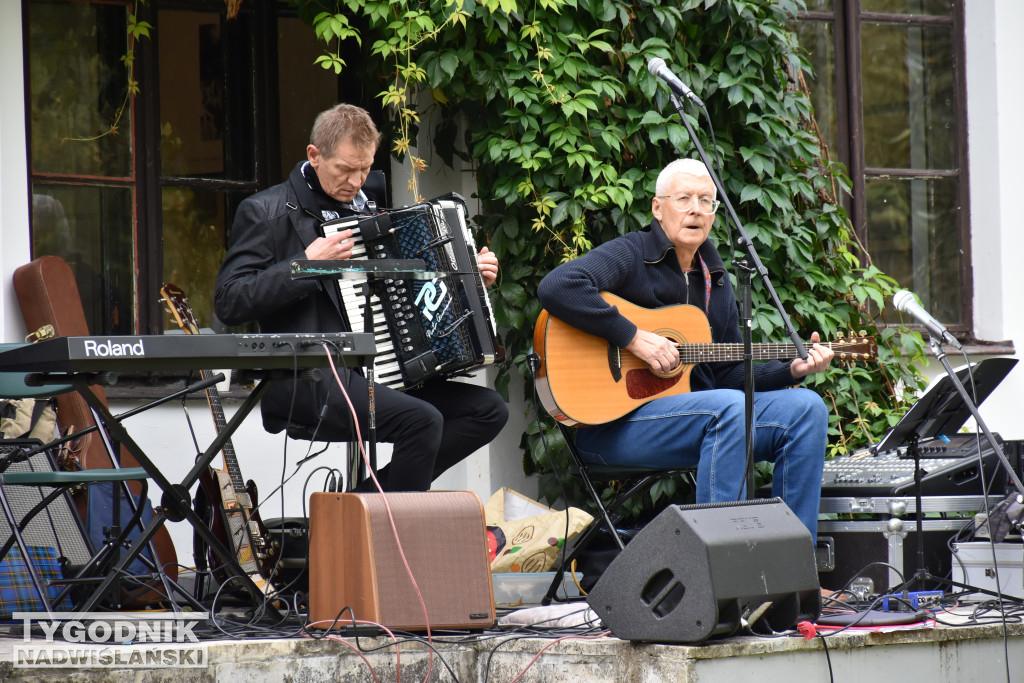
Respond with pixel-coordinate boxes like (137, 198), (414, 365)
(364, 492), (494, 629)
(0, 440), (92, 567)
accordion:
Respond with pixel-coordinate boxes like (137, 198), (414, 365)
(321, 193), (502, 390)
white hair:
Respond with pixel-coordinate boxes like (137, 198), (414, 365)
(656, 158), (714, 196)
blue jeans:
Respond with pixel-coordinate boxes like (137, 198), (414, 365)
(575, 388), (827, 541)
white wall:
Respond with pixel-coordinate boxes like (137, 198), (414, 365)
(941, 0), (1024, 442)
(0, 2), (32, 335)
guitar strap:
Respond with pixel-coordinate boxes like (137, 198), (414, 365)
(698, 254), (711, 311)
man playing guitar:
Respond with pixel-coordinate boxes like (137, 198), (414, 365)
(536, 158), (834, 540)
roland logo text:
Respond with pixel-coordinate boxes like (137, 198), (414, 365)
(83, 339), (146, 357)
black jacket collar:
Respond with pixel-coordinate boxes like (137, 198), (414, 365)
(643, 218), (726, 277)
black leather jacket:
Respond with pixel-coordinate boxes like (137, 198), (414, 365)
(214, 162), (380, 431)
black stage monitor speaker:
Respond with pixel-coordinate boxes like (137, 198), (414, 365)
(587, 498), (820, 643)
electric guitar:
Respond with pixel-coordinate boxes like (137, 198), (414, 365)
(533, 292), (877, 426)
(160, 283), (279, 596)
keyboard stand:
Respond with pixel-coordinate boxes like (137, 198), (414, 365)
(31, 371), (286, 617)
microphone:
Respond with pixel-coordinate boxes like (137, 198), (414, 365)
(647, 57), (704, 107)
(893, 289), (962, 350)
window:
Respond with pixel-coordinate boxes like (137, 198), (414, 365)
(797, 0), (970, 336)
(25, 0), (383, 337)
(27, 0), (138, 334)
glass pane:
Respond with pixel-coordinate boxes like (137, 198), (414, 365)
(864, 176), (960, 324)
(795, 20), (838, 155)
(277, 17), (339, 179)
(861, 22), (955, 169)
(28, 0), (132, 177)
(162, 188), (249, 333)
(804, 0), (833, 11)
(861, 0), (952, 16)
(158, 9), (254, 180)
(30, 183), (135, 334)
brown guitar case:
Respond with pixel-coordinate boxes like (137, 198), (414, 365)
(13, 255), (179, 605)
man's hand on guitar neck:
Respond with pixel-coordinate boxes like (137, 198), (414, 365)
(625, 327), (835, 379)
(626, 329), (680, 374)
(789, 332), (834, 380)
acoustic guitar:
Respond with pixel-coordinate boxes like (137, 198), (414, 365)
(533, 292), (877, 426)
(160, 283), (279, 596)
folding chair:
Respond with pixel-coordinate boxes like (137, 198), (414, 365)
(0, 357), (164, 614)
(0, 463), (152, 614)
(540, 421), (695, 605)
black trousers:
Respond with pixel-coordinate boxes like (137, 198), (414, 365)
(289, 368), (509, 492)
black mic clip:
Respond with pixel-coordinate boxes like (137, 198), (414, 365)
(526, 352), (541, 375)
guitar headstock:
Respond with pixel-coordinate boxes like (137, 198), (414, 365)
(160, 283), (201, 335)
(830, 332), (878, 362)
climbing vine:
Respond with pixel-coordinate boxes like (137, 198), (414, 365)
(61, 0), (152, 144)
(296, 0), (928, 516)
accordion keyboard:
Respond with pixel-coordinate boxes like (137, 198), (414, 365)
(322, 195), (500, 391)
(322, 221), (405, 389)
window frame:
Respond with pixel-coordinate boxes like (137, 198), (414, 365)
(798, 0), (973, 340)
(25, 0), (286, 337)
(136, 0), (274, 336)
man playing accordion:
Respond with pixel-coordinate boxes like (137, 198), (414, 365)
(215, 104), (508, 492)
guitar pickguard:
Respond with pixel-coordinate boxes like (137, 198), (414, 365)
(625, 368), (685, 399)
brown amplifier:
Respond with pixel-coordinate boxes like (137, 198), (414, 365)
(309, 491), (495, 631)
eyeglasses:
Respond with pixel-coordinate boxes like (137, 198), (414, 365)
(656, 194), (721, 214)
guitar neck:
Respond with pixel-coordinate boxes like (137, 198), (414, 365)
(197, 368), (248, 493)
(160, 284), (252, 493)
(675, 341), (836, 364)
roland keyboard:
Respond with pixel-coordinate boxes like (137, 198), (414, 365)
(0, 332), (376, 373)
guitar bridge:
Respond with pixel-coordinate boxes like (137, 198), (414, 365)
(607, 343), (622, 382)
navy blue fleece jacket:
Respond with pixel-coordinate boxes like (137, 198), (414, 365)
(536, 218), (798, 393)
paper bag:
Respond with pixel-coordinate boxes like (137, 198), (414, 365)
(484, 487), (593, 573)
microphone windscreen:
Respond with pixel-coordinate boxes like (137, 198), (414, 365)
(892, 289), (914, 312)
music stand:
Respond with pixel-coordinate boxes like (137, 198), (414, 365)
(875, 357), (1017, 455)
(875, 356), (1019, 597)
(291, 258), (443, 483)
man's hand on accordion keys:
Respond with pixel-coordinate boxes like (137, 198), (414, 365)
(477, 246), (499, 287)
(306, 228), (355, 261)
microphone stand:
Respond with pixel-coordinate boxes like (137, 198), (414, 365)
(926, 339), (1024, 497)
(666, 93), (809, 497)
(894, 337), (1024, 597)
